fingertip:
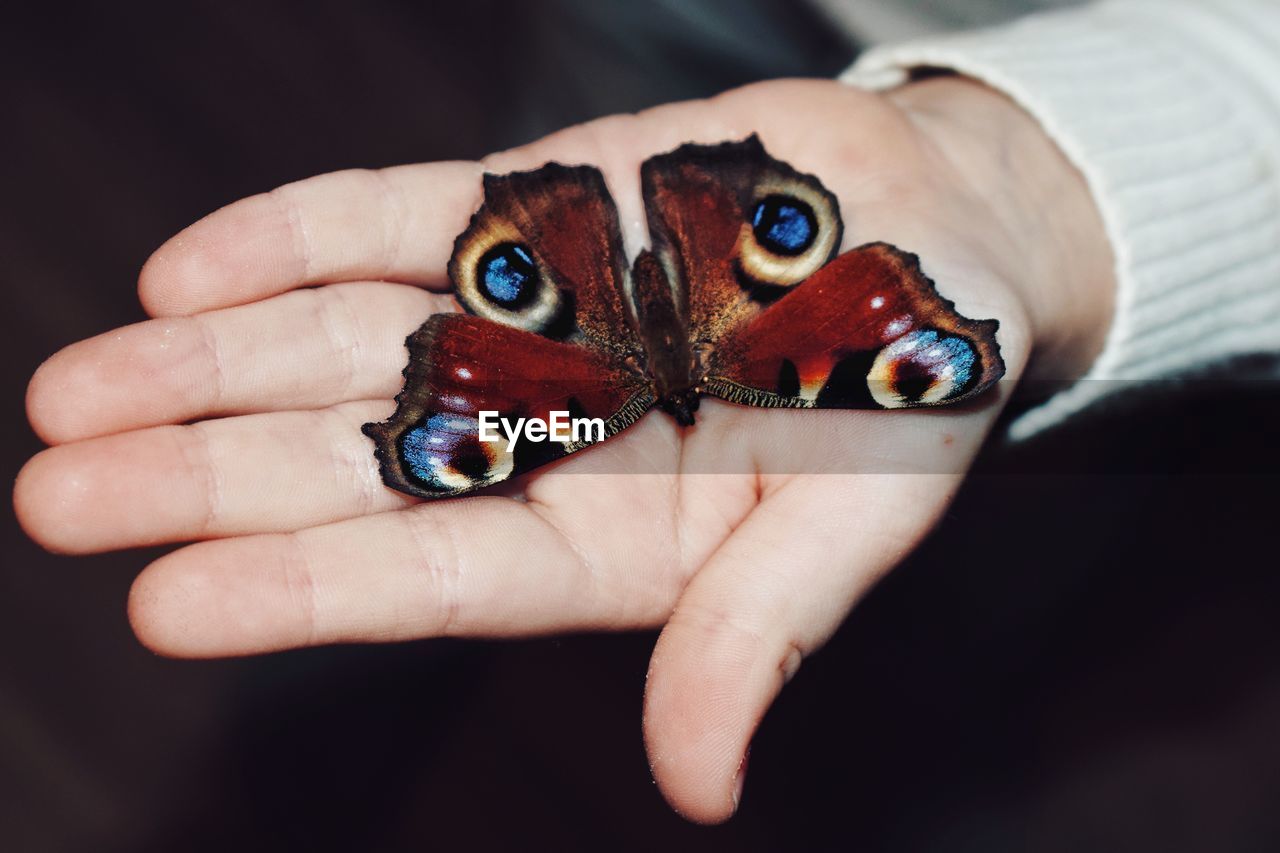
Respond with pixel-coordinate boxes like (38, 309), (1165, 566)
(643, 610), (778, 824)
(26, 339), (137, 445)
(128, 552), (209, 658)
(14, 437), (186, 555)
(27, 315), (228, 444)
(128, 544), (257, 658)
(14, 448), (99, 555)
(141, 192), (296, 317)
(137, 232), (201, 318)
(129, 536), (317, 658)
(26, 353), (75, 446)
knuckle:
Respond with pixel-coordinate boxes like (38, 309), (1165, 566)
(371, 167), (410, 276)
(401, 507), (465, 636)
(171, 423), (221, 537)
(191, 314), (227, 412)
(318, 407), (378, 516)
(312, 286), (361, 400)
(670, 600), (769, 659)
(280, 534), (320, 646)
(267, 183), (314, 281)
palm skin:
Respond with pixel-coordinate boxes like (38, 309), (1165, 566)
(16, 78), (1111, 822)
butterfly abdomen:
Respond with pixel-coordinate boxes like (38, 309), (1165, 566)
(631, 248), (702, 422)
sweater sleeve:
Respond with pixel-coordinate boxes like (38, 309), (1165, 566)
(841, 0), (1280, 439)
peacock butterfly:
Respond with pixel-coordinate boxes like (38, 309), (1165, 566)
(363, 136), (1005, 499)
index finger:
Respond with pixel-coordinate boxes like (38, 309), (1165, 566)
(135, 85), (768, 319)
(139, 161), (483, 317)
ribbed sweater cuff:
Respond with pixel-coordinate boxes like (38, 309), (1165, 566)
(842, 0), (1280, 439)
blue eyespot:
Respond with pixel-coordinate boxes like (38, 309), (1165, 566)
(401, 415), (471, 482)
(751, 195), (817, 256)
(400, 414), (496, 488)
(479, 243), (538, 307)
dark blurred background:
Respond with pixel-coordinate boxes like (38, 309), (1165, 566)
(3, 2), (1278, 851)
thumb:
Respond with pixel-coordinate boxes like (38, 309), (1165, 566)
(643, 472), (961, 823)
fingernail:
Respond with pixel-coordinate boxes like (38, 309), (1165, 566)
(731, 745), (751, 812)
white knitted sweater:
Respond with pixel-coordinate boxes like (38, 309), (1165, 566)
(828, 0), (1280, 437)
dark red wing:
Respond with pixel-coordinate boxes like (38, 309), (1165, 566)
(448, 163), (640, 354)
(640, 135), (843, 341)
(363, 314), (653, 499)
(704, 243), (1005, 409)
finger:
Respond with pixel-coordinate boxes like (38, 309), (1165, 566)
(14, 400), (417, 555)
(138, 162), (484, 316)
(126, 486), (676, 657)
(642, 474), (961, 823)
(27, 282), (443, 445)
(139, 83), (855, 319)
(137, 112), (710, 317)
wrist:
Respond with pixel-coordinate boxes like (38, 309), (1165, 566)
(886, 76), (1115, 382)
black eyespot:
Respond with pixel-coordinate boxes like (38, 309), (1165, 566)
(478, 243), (538, 307)
(751, 195), (817, 256)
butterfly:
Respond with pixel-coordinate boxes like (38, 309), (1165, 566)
(363, 135), (1005, 500)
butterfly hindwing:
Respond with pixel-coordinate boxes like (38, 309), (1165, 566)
(704, 242), (1005, 409)
(363, 313), (653, 499)
(641, 136), (1001, 410)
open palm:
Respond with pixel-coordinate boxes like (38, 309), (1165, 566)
(19, 78), (1112, 822)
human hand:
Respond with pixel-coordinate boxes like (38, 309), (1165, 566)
(16, 78), (1112, 822)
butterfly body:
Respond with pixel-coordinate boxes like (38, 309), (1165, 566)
(627, 248), (701, 425)
(363, 136), (1005, 499)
